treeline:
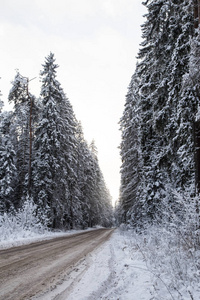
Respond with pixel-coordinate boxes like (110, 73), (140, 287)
(0, 53), (113, 229)
(117, 0), (200, 228)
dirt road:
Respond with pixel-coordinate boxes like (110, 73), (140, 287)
(0, 228), (114, 300)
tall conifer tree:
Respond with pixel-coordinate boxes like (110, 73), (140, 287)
(32, 53), (82, 228)
(0, 112), (17, 211)
(119, 0), (197, 225)
(119, 73), (142, 225)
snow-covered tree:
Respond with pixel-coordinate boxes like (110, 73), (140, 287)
(119, 0), (197, 226)
(32, 53), (82, 228)
(179, 26), (200, 194)
(75, 122), (92, 228)
(0, 86), (3, 113)
(0, 112), (17, 212)
(8, 72), (38, 205)
(166, 0), (195, 191)
(75, 130), (113, 228)
(59, 96), (83, 229)
(0, 55), (113, 229)
(119, 73), (142, 225)
(88, 140), (113, 227)
(133, 0), (177, 222)
(33, 53), (64, 227)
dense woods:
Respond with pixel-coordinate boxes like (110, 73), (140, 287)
(118, 0), (200, 230)
(1, 2), (200, 298)
(1, 0), (200, 238)
(0, 53), (113, 229)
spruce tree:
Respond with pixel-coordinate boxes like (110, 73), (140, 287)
(33, 53), (64, 227)
(0, 87), (3, 113)
(181, 26), (200, 192)
(166, 0), (195, 191)
(8, 72), (38, 205)
(32, 53), (82, 228)
(136, 0), (173, 221)
(119, 0), (197, 225)
(59, 96), (83, 229)
(0, 112), (17, 212)
(119, 73), (142, 225)
(75, 122), (91, 228)
(8, 73), (30, 206)
(88, 141), (113, 227)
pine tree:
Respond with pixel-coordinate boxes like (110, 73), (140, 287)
(33, 53), (64, 227)
(182, 26), (200, 192)
(75, 132), (113, 228)
(0, 112), (17, 212)
(141, 0), (194, 221)
(166, 0), (195, 191)
(59, 96), (83, 229)
(96, 172), (113, 227)
(75, 122), (92, 228)
(119, 73), (142, 225)
(32, 53), (82, 228)
(8, 73), (29, 205)
(8, 72), (38, 205)
(88, 141), (113, 227)
(119, 0), (196, 225)
(135, 0), (174, 221)
(0, 87), (17, 211)
(0, 87), (3, 113)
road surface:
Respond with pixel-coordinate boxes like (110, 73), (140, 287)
(0, 228), (114, 300)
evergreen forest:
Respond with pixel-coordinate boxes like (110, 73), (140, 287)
(1, 0), (200, 238)
(117, 0), (200, 235)
(0, 53), (113, 229)
(1, 1), (200, 297)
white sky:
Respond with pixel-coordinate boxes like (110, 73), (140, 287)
(0, 0), (146, 204)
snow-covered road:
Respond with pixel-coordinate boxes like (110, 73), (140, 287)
(37, 230), (153, 300)
(2, 228), (198, 299)
(0, 229), (114, 300)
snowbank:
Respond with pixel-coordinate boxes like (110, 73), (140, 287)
(0, 198), (99, 249)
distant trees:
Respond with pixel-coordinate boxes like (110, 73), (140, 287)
(0, 53), (113, 229)
(118, 0), (199, 227)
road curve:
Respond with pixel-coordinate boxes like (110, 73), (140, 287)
(0, 228), (114, 300)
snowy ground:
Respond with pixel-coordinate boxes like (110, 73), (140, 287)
(1, 227), (200, 299)
(37, 229), (200, 300)
(64, 230), (154, 300)
(33, 229), (153, 300)
(0, 228), (91, 250)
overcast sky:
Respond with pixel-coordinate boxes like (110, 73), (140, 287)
(0, 0), (146, 203)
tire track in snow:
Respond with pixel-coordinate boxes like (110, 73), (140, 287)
(0, 228), (114, 300)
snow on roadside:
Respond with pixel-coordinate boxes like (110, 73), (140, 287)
(0, 199), (99, 250)
(0, 228), (98, 250)
(2, 226), (199, 299)
(67, 230), (154, 300)
(38, 230), (154, 300)
(38, 229), (200, 300)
